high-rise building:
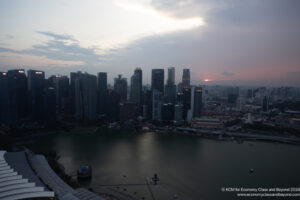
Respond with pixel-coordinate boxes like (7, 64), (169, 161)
(193, 87), (203, 118)
(114, 74), (127, 102)
(0, 72), (8, 125)
(167, 67), (175, 85)
(97, 72), (107, 115)
(70, 72), (81, 115)
(4, 70), (28, 126)
(164, 84), (176, 104)
(174, 104), (183, 125)
(165, 67), (176, 104)
(182, 87), (191, 120)
(54, 75), (69, 113)
(28, 70), (45, 122)
(143, 88), (152, 119)
(262, 96), (269, 112)
(130, 68), (142, 111)
(75, 72), (97, 121)
(119, 102), (138, 122)
(152, 90), (162, 121)
(182, 69), (190, 89)
(107, 89), (120, 122)
(43, 87), (56, 125)
(151, 69), (164, 94)
(162, 103), (174, 121)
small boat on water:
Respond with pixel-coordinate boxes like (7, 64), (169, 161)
(77, 165), (92, 179)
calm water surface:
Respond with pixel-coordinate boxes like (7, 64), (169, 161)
(26, 131), (300, 200)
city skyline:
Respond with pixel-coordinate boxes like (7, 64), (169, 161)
(0, 0), (300, 86)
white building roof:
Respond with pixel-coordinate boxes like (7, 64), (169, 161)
(0, 150), (55, 200)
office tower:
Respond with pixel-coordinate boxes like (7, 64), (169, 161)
(75, 72), (97, 121)
(97, 72), (107, 115)
(43, 87), (56, 125)
(151, 69), (164, 94)
(165, 85), (176, 104)
(247, 89), (253, 99)
(174, 104), (183, 125)
(182, 87), (191, 120)
(177, 82), (183, 93)
(152, 90), (162, 121)
(165, 67), (176, 104)
(227, 87), (239, 105)
(45, 75), (56, 88)
(262, 96), (269, 112)
(119, 102), (138, 122)
(28, 70), (45, 121)
(143, 89), (152, 119)
(0, 72), (8, 125)
(130, 68), (142, 111)
(167, 67), (175, 85)
(70, 72), (81, 115)
(162, 103), (174, 121)
(3, 70), (28, 126)
(182, 69), (190, 88)
(114, 74), (127, 102)
(236, 97), (245, 112)
(54, 75), (69, 112)
(107, 89), (120, 122)
(193, 87), (203, 118)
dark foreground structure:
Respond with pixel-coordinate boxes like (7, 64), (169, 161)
(0, 150), (104, 200)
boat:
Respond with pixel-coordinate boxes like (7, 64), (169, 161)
(249, 168), (254, 173)
(77, 165), (92, 179)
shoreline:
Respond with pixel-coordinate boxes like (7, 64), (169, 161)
(11, 125), (300, 147)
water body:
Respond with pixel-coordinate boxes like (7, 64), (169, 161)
(26, 131), (300, 200)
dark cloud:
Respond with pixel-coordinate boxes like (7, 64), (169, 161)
(0, 32), (101, 64)
(222, 72), (234, 77)
(287, 72), (300, 76)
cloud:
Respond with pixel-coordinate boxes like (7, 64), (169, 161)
(6, 34), (14, 39)
(35, 31), (77, 42)
(222, 71), (234, 77)
(0, 32), (101, 65)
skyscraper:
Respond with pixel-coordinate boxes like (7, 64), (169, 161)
(182, 87), (191, 120)
(97, 72), (107, 115)
(167, 67), (175, 85)
(151, 69), (164, 94)
(182, 69), (190, 89)
(43, 87), (56, 125)
(70, 72), (81, 115)
(75, 72), (97, 121)
(54, 75), (69, 113)
(262, 96), (269, 112)
(165, 67), (176, 104)
(193, 87), (203, 118)
(152, 89), (162, 121)
(130, 68), (142, 111)
(5, 69), (28, 126)
(0, 72), (8, 125)
(28, 70), (45, 122)
(114, 74), (127, 102)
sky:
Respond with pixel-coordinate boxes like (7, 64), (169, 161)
(0, 0), (299, 86)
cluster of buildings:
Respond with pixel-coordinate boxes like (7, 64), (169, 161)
(0, 67), (299, 132)
(0, 67), (203, 128)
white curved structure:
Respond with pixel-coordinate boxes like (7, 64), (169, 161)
(0, 150), (55, 200)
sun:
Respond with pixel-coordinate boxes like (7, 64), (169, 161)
(204, 79), (210, 82)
